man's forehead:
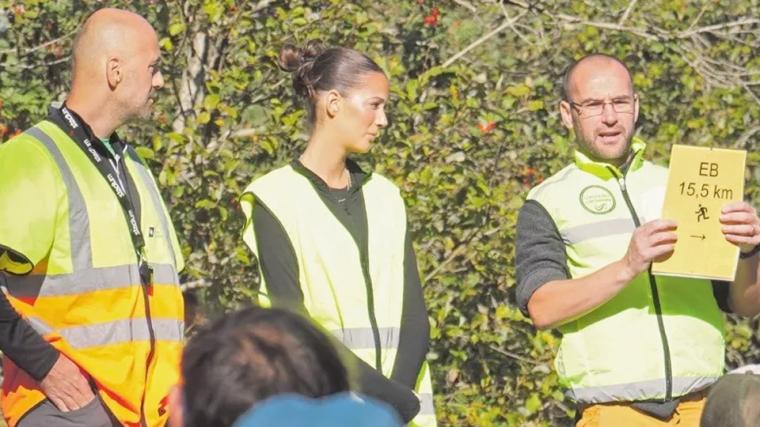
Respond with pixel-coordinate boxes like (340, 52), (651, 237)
(568, 60), (633, 98)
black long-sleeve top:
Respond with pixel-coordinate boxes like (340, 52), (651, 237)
(0, 261), (59, 381)
(251, 159), (429, 422)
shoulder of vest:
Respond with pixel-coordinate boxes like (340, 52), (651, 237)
(34, 120), (74, 143)
(637, 159), (667, 175)
(364, 174), (406, 210)
(242, 165), (309, 211)
(527, 163), (579, 201)
(2, 121), (63, 161)
(364, 172), (400, 193)
(244, 164), (297, 194)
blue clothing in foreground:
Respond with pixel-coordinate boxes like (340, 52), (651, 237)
(233, 393), (402, 427)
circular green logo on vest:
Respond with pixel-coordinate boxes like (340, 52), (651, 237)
(579, 185), (616, 214)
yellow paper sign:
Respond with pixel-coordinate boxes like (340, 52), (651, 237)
(652, 145), (746, 281)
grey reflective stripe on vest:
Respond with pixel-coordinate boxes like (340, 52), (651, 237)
(560, 218), (641, 245)
(11, 128), (180, 299)
(26, 316), (53, 336)
(15, 127), (183, 350)
(331, 327), (400, 350)
(569, 376), (718, 403)
(26, 127), (92, 270)
(28, 316), (183, 349)
(530, 166), (576, 200)
(5, 263), (178, 298)
(418, 393), (435, 416)
(126, 149), (178, 268)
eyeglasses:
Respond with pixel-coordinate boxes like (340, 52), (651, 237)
(568, 94), (638, 117)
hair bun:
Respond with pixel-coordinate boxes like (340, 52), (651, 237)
(279, 40), (326, 98)
(278, 44), (303, 73)
(278, 40), (325, 72)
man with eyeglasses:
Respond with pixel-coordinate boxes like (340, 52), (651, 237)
(515, 54), (760, 426)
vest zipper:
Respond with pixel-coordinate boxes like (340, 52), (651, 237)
(342, 181), (382, 372)
(610, 167), (673, 401)
(351, 187), (382, 372)
(360, 251), (384, 372)
(298, 163), (384, 373)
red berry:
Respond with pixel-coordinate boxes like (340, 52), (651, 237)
(478, 121), (496, 133)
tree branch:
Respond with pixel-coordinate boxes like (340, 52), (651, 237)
(735, 126), (760, 148)
(500, 3), (533, 45)
(488, 344), (545, 366)
(0, 28), (78, 56)
(442, 10), (528, 67)
(678, 17), (760, 38)
(618, 0), (638, 25)
(553, 13), (660, 40)
(452, 0), (477, 13)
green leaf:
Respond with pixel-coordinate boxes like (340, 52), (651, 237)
(204, 94), (221, 111)
(168, 22), (185, 36)
(135, 146), (154, 160)
(507, 84), (531, 98)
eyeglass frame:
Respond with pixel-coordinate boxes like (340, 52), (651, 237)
(566, 93), (639, 118)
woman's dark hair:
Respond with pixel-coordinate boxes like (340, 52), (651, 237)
(278, 40), (385, 124)
(181, 306), (349, 427)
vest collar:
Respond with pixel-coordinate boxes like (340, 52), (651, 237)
(291, 158), (371, 195)
(574, 137), (647, 180)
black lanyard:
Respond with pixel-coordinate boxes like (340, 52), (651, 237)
(54, 105), (153, 285)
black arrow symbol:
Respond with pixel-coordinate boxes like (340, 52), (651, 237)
(690, 234), (706, 240)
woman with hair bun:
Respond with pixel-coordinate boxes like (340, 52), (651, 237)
(240, 41), (437, 427)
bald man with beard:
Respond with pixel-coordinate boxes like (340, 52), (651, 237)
(0, 8), (184, 427)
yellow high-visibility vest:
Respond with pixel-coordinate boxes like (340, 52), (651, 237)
(527, 139), (724, 403)
(0, 121), (185, 427)
(241, 165), (437, 426)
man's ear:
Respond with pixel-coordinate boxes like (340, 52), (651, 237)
(106, 57), (122, 90)
(167, 385), (184, 427)
(633, 93), (640, 125)
(324, 89), (342, 118)
(559, 100), (574, 131)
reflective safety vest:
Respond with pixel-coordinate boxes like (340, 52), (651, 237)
(1, 121), (185, 427)
(527, 139), (724, 404)
(241, 165), (437, 427)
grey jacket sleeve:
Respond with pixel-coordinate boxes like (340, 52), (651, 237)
(515, 200), (570, 315)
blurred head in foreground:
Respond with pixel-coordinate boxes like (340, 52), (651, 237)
(170, 306), (349, 427)
(700, 373), (760, 427)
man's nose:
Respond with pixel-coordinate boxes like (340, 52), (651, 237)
(154, 71), (165, 89)
(600, 101), (618, 125)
